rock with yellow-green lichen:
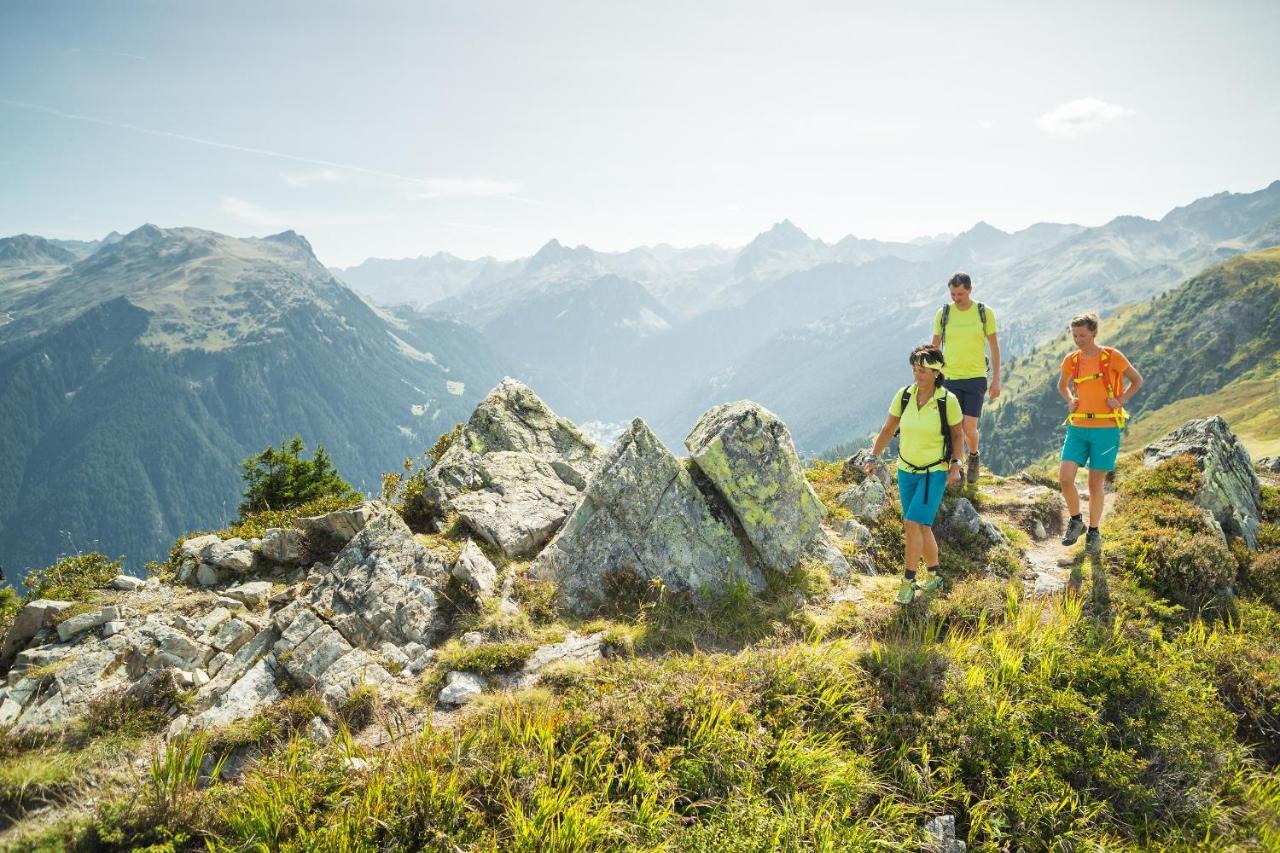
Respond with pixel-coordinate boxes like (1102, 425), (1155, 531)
(685, 401), (826, 573)
(531, 418), (761, 615)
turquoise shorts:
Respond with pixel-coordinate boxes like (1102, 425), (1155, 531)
(897, 469), (949, 525)
(1061, 424), (1121, 472)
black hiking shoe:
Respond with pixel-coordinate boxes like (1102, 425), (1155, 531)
(966, 452), (981, 485)
(1062, 516), (1086, 546)
(1085, 529), (1102, 555)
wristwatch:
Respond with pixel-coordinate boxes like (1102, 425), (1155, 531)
(950, 459), (962, 467)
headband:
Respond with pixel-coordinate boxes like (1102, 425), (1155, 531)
(913, 358), (944, 371)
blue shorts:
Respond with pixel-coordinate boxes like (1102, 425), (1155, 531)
(1061, 424), (1121, 472)
(897, 469), (949, 525)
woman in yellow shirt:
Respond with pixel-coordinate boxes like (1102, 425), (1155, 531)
(867, 345), (965, 604)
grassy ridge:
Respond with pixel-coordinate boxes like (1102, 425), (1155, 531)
(10, 459), (1280, 851)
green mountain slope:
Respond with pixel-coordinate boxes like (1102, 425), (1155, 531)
(0, 227), (513, 580)
(982, 246), (1280, 473)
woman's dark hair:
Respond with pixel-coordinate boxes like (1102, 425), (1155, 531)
(909, 344), (946, 372)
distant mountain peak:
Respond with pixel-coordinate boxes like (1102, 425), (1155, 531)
(264, 229), (316, 258)
(748, 219), (813, 251)
(527, 237), (596, 272)
(0, 234), (78, 266)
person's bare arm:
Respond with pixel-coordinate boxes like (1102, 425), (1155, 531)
(930, 333), (942, 348)
(1059, 372), (1078, 412)
(867, 415), (900, 461)
(1112, 364), (1144, 410)
(987, 332), (1001, 399)
(947, 423), (965, 485)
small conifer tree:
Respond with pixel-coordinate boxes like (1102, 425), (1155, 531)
(238, 436), (359, 517)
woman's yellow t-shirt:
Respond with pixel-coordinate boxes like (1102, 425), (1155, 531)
(890, 385), (963, 472)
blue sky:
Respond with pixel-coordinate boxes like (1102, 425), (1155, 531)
(2, 0), (1278, 267)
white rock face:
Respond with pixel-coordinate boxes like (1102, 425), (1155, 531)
(56, 606), (121, 642)
(224, 581), (274, 610)
(452, 540), (499, 600)
(261, 527), (306, 564)
(110, 575), (146, 591)
(438, 671), (486, 706)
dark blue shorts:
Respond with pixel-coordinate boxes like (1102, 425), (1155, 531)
(943, 377), (987, 418)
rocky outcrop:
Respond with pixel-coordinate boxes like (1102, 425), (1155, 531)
(838, 478), (889, 523)
(937, 498), (1008, 547)
(452, 540), (499, 601)
(685, 401), (826, 573)
(531, 418), (761, 615)
(1144, 417), (1263, 549)
(421, 379), (605, 557)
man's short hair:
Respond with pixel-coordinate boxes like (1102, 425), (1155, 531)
(947, 272), (972, 290)
(1070, 312), (1100, 333)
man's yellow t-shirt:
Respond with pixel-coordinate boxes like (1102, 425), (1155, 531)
(890, 385), (964, 472)
(1061, 348), (1131, 428)
(933, 303), (997, 380)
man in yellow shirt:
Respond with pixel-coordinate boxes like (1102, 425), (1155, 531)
(931, 272), (1001, 484)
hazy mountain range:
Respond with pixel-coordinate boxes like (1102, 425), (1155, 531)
(2, 179), (1278, 578)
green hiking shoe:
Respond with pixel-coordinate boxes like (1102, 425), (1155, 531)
(921, 573), (945, 594)
(1085, 529), (1103, 555)
(1062, 516), (1086, 546)
(895, 577), (917, 605)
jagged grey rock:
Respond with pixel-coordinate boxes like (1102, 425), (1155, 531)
(56, 606), (121, 642)
(188, 658), (283, 730)
(438, 671), (486, 706)
(109, 575), (146, 591)
(842, 449), (893, 488)
(299, 502), (383, 543)
(261, 527), (306, 564)
(798, 530), (854, 578)
(503, 631), (604, 689)
(2, 599), (74, 661)
(308, 715), (334, 744)
(452, 540), (499, 600)
(420, 379), (604, 541)
(224, 581), (273, 610)
(1257, 456), (1280, 474)
(450, 452), (584, 558)
(14, 644), (119, 732)
(532, 418), (761, 615)
(196, 563), (224, 587)
(685, 402), (826, 573)
(940, 498), (1008, 546)
(922, 814), (966, 853)
(833, 518), (873, 548)
(837, 478), (888, 522)
(1144, 417), (1264, 549)
(305, 509), (451, 648)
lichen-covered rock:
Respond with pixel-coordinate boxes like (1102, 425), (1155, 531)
(451, 452), (584, 558)
(452, 540), (499, 600)
(532, 418), (761, 615)
(1144, 416), (1263, 548)
(502, 631), (605, 689)
(837, 478), (889, 522)
(419, 379), (604, 537)
(1257, 455), (1280, 474)
(833, 518), (873, 548)
(305, 509), (452, 648)
(188, 658), (283, 730)
(685, 401), (826, 573)
(842, 449), (893, 488)
(798, 530), (855, 579)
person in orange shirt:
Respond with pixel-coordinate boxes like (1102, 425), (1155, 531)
(1057, 312), (1143, 554)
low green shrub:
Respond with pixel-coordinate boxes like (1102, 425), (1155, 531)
(1250, 551), (1280, 609)
(23, 553), (120, 602)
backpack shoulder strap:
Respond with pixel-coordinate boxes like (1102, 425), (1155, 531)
(939, 304), (950, 344)
(977, 301), (987, 329)
(936, 389), (952, 458)
(899, 385), (913, 414)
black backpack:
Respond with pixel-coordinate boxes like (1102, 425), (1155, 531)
(895, 385), (953, 473)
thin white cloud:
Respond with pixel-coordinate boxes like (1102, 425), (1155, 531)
(219, 197), (288, 227)
(0, 97), (522, 199)
(282, 168), (347, 188)
(979, 119), (996, 130)
(1038, 97), (1134, 137)
(408, 177), (521, 199)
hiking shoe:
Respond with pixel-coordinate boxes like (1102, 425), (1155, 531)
(895, 578), (917, 605)
(1085, 529), (1102, 555)
(1062, 516), (1086, 546)
(921, 573), (945, 594)
(967, 452), (981, 485)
